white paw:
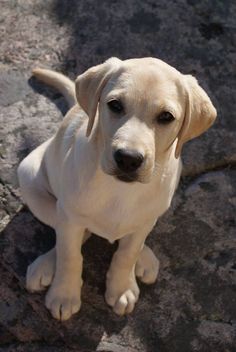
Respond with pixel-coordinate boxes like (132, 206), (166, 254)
(26, 249), (55, 292)
(105, 274), (139, 315)
(45, 283), (81, 321)
(135, 245), (159, 284)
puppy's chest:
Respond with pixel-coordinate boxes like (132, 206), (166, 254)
(74, 180), (168, 241)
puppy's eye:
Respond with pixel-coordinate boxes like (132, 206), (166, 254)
(107, 100), (124, 114)
(157, 111), (175, 125)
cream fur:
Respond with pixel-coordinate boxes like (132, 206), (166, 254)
(18, 57), (216, 320)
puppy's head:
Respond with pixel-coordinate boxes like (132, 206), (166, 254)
(75, 58), (216, 183)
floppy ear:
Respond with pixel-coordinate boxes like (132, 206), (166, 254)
(75, 57), (121, 137)
(175, 75), (217, 158)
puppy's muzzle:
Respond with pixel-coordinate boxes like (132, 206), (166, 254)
(114, 148), (144, 175)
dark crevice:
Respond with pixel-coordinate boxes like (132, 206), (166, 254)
(0, 341), (68, 350)
(203, 318), (234, 326)
(186, 314), (234, 326)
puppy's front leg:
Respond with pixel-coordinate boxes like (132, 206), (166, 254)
(105, 226), (152, 315)
(45, 207), (85, 321)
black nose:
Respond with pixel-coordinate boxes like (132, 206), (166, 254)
(114, 149), (144, 173)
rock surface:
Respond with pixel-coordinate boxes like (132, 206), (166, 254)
(0, 0), (235, 351)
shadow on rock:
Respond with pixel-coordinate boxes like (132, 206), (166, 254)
(0, 208), (130, 350)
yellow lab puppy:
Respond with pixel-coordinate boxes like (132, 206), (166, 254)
(18, 58), (216, 320)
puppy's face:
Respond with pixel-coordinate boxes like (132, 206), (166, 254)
(99, 60), (185, 183)
(76, 58), (216, 184)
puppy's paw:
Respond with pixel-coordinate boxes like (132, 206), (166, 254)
(105, 274), (139, 315)
(135, 245), (159, 284)
(45, 282), (82, 321)
(26, 249), (55, 292)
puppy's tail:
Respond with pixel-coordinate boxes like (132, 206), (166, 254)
(32, 68), (76, 108)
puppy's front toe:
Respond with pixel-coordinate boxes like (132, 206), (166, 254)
(45, 283), (82, 320)
(26, 250), (55, 292)
(135, 245), (159, 284)
(106, 288), (139, 315)
(105, 274), (140, 315)
(46, 294), (81, 321)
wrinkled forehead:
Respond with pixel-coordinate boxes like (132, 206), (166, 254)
(103, 59), (185, 106)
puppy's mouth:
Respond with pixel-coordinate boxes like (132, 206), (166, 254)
(115, 173), (138, 183)
(101, 162), (149, 183)
(111, 168), (140, 183)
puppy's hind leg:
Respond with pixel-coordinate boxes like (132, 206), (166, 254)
(27, 248), (56, 292)
(18, 149), (58, 291)
(21, 184), (58, 292)
(22, 184), (57, 292)
(135, 245), (160, 284)
(17, 144), (57, 229)
(26, 230), (91, 292)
